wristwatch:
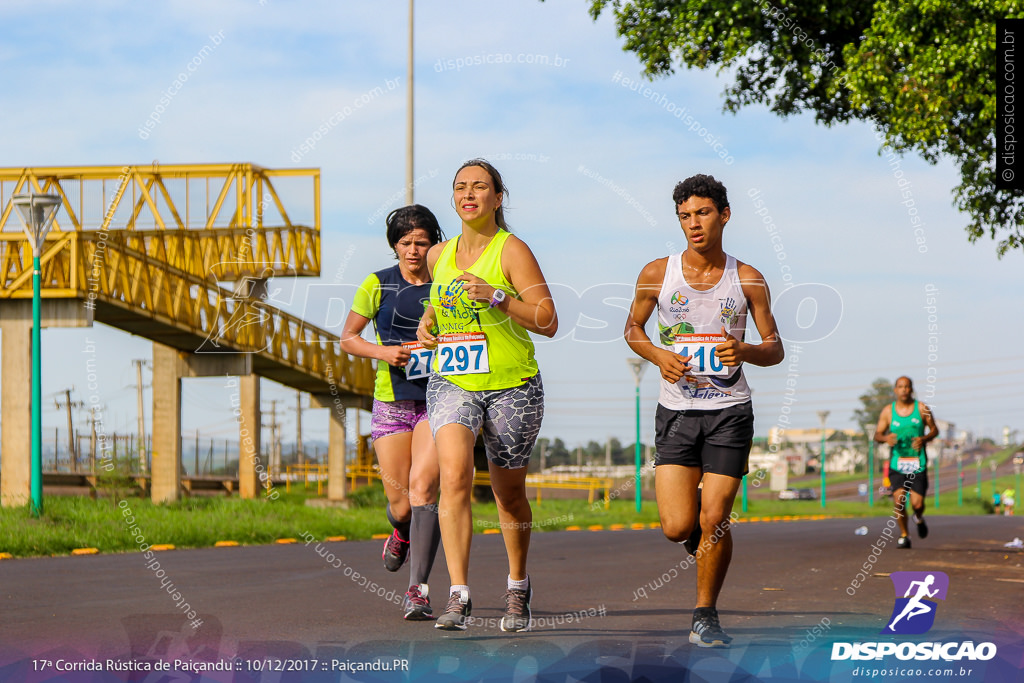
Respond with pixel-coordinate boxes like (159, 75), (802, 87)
(489, 288), (507, 309)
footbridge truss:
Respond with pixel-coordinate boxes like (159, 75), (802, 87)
(0, 164), (372, 505)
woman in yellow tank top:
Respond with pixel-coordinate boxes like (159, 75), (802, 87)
(416, 159), (558, 632)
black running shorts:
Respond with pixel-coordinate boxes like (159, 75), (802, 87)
(653, 402), (754, 478)
(889, 470), (928, 497)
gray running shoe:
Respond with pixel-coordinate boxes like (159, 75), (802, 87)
(500, 579), (533, 632)
(404, 584), (433, 621)
(434, 589), (472, 631)
(897, 535), (912, 549)
(689, 607), (733, 648)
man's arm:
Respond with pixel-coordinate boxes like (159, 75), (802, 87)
(874, 406), (897, 446)
(624, 258), (690, 383)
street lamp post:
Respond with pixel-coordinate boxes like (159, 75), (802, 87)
(405, 0), (414, 204)
(975, 456), (981, 496)
(627, 358), (648, 513)
(1015, 461), (1021, 515)
(817, 410), (829, 508)
(11, 193), (62, 517)
(868, 438), (875, 506)
(957, 454), (963, 507)
(990, 461), (998, 507)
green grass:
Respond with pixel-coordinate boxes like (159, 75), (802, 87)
(0, 475), (1007, 558)
(0, 492), (390, 557)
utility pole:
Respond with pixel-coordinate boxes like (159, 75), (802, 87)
(605, 436), (612, 471)
(265, 399), (280, 477)
(54, 389), (85, 472)
(293, 390), (305, 466)
(133, 359), (149, 473)
(89, 408), (99, 472)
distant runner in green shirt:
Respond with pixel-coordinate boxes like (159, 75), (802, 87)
(874, 376), (939, 549)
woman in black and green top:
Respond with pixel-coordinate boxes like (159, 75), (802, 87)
(340, 205), (445, 620)
(874, 376), (939, 549)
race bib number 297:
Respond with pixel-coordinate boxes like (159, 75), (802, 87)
(673, 333), (727, 377)
(437, 332), (489, 376)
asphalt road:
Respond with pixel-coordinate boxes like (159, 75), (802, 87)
(1, 515), (1021, 682)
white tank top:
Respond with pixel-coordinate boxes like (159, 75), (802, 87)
(656, 252), (751, 410)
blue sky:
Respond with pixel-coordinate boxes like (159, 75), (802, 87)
(1, 1), (1019, 452)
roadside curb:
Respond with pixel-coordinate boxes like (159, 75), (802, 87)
(5, 515), (858, 559)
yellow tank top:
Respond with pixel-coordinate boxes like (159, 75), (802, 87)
(430, 230), (538, 390)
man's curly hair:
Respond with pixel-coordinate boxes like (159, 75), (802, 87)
(672, 174), (729, 213)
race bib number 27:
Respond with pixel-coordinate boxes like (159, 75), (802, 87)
(402, 341), (434, 380)
(437, 332), (489, 376)
(673, 333), (727, 377)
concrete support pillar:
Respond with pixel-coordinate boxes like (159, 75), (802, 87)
(238, 374), (262, 499)
(0, 314), (31, 507)
(1, 299), (90, 507)
(326, 403), (347, 502)
(311, 394), (368, 503)
(148, 351), (253, 500)
(151, 343), (183, 503)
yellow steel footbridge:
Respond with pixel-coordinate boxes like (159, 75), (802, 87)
(0, 163), (373, 505)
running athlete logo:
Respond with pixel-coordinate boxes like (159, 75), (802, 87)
(881, 571), (949, 635)
(719, 297), (738, 327)
(670, 291), (689, 306)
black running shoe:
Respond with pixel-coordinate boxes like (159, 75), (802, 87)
(382, 529), (409, 572)
(689, 607), (733, 648)
(500, 579), (532, 632)
(913, 514), (928, 539)
(404, 584), (433, 621)
(897, 535), (911, 549)
(435, 590), (472, 630)
(683, 488), (702, 557)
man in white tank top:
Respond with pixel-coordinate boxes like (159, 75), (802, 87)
(624, 174), (784, 648)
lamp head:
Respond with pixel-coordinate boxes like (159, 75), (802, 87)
(627, 358), (647, 382)
(12, 193), (61, 250)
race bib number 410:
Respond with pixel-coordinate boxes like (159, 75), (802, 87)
(673, 333), (727, 377)
(437, 332), (489, 376)
(402, 341), (434, 380)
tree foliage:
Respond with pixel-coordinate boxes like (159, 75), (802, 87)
(852, 377), (895, 439)
(589, 0), (1024, 255)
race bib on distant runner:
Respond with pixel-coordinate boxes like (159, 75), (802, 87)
(436, 332), (489, 376)
(673, 333), (728, 376)
(402, 341), (434, 380)
(896, 456), (922, 475)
